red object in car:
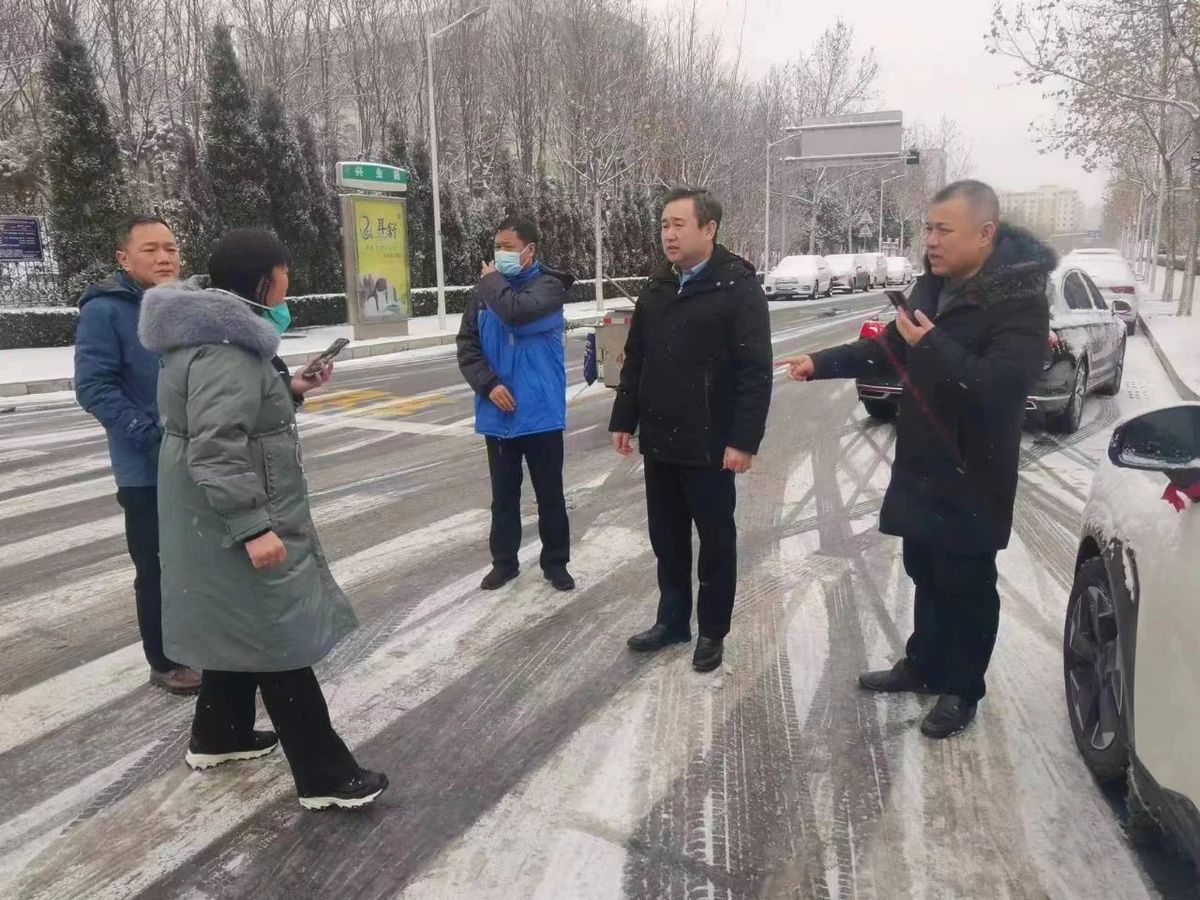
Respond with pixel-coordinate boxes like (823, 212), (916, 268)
(859, 319), (887, 339)
(1048, 331), (1061, 351)
(1110, 285), (1136, 294)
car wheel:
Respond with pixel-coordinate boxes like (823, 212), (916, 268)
(1063, 557), (1129, 783)
(1126, 319), (1137, 336)
(1049, 359), (1088, 434)
(1098, 343), (1126, 396)
(862, 399), (897, 420)
(825, 281), (834, 298)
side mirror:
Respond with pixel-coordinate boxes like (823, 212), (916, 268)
(1109, 404), (1200, 476)
(1112, 299), (1132, 314)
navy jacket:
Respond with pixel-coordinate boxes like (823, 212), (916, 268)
(457, 266), (574, 439)
(74, 271), (162, 487)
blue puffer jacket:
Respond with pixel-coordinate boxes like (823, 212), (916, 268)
(74, 271), (162, 487)
(456, 265), (574, 439)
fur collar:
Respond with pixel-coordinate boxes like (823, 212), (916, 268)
(924, 224), (1058, 315)
(138, 276), (280, 360)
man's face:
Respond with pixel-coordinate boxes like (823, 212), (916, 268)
(923, 197), (994, 279)
(494, 229), (534, 268)
(661, 198), (716, 267)
(117, 223), (180, 288)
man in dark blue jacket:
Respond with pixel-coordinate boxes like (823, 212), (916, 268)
(457, 216), (576, 593)
(75, 215), (200, 694)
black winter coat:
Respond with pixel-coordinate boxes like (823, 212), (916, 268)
(609, 245), (773, 467)
(810, 224), (1055, 553)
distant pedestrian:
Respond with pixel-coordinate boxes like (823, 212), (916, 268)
(779, 181), (1055, 738)
(139, 229), (387, 809)
(610, 188), (773, 673)
(74, 215), (200, 695)
(457, 215), (576, 592)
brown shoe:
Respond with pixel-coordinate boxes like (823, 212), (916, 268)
(150, 666), (202, 695)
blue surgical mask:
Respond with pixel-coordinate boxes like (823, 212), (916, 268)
(494, 249), (525, 277)
(262, 302), (291, 334)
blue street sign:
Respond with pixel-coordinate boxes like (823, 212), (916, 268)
(0, 216), (43, 262)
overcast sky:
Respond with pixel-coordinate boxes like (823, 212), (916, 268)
(645, 0), (1108, 206)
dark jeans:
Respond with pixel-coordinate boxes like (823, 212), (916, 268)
(485, 430), (570, 573)
(192, 668), (359, 796)
(902, 539), (1000, 703)
(115, 486), (175, 672)
(644, 459), (737, 640)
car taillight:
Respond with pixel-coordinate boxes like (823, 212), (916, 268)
(1110, 285), (1135, 294)
(859, 320), (886, 339)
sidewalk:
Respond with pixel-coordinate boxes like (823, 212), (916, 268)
(0, 294), (836, 397)
(1137, 265), (1200, 401)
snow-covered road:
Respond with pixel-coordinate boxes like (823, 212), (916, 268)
(0, 303), (1195, 899)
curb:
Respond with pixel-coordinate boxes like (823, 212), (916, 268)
(1138, 312), (1200, 402)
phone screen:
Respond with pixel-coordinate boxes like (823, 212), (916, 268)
(302, 338), (350, 378)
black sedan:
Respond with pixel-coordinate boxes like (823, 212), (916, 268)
(855, 264), (1127, 434)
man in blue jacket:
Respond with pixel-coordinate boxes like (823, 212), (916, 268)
(457, 216), (576, 592)
(75, 215), (200, 694)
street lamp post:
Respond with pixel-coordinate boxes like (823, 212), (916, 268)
(879, 172), (908, 254)
(427, 4), (488, 332)
(764, 128), (803, 272)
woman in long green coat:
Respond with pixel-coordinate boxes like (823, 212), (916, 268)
(139, 229), (387, 810)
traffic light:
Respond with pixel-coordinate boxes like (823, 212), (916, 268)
(905, 149), (920, 166)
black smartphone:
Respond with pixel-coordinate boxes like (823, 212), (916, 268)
(885, 290), (907, 310)
(300, 338), (350, 379)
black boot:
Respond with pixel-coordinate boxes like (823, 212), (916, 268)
(920, 695), (977, 739)
(186, 730), (279, 770)
(481, 566), (519, 591)
(692, 637), (724, 672)
(543, 567), (576, 591)
(627, 623), (691, 652)
(858, 659), (939, 694)
(299, 768), (389, 810)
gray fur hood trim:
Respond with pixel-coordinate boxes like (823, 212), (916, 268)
(139, 275), (280, 360)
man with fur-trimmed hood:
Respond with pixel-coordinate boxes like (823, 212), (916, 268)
(780, 180), (1056, 739)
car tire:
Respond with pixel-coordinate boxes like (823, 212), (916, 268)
(1097, 343), (1126, 396)
(862, 400), (897, 420)
(825, 281), (834, 298)
(1063, 557), (1129, 783)
(1049, 359), (1088, 434)
(1126, 319), (1137, 336)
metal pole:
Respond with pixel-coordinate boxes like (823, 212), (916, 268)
(427, 35), (447, 331)
(878, 184), (884, 253)
(764, 145), (771, 271)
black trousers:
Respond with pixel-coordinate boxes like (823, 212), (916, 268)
(485, 430), (570, 572)
(644, 459), (737, 640)
(115, 486), (175, 672)
(902, 539), (1000, 703)
(192, 668), (359, 795)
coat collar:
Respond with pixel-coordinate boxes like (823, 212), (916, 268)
(647, 244), (756, 295)
(138, 275), (281, 359)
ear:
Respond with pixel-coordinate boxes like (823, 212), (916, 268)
(979, 221), (997, 244)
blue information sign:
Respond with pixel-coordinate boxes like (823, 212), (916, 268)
(0, 216), (44, 262)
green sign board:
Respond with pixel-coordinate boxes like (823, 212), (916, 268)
(336, 161), (409, 193)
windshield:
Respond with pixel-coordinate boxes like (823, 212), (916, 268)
(826, 255), (855, 269)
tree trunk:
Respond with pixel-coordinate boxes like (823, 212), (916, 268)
(1150, 166), (1166, 294)
(594, 187), (604, 310)
(1164, 165), (1177, 301)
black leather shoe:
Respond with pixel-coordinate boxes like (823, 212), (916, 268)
(858, 659), (939, 694)
(481, 566), (519, 591)
(920, 695), (977, 739)
(627, 623), (691, 652)
(692, 637), (724, 672)
(543, 567), (576, 591)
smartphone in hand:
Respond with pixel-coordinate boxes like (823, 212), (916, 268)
(300, 338), (350, 379)
(885, 290), (915, 322)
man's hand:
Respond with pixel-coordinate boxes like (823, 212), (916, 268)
(481, 260), (497, 278)
(489, 384), (516, 412)
(291, 360), (333, 396)
(612, 432), (634, 456)
(723, 447), (754, 474)
(896, 309), (935, 346)
(778, 354), (815, 382)
(246, 531), (287, 569)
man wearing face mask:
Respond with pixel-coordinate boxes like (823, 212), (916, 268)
(75, 215), (202, 696)
(457, 216), (576, 592)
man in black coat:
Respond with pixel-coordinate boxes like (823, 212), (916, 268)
(610, 188), (773, 673)
(781, 180), (1055, 738)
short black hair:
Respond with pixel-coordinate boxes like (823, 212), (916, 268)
(662, 187), (722, 235)
(932, 180), (1000, 227)
(495, 215), (539, 245)
(208, 228), (291, 304)
(118, 214), (171, 249)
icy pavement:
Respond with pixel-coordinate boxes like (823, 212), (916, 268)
(0, 314), (1196, 899)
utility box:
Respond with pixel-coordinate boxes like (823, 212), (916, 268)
(596, 309), (633, 388)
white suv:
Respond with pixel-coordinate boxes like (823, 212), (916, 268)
(1065, 403), (1200, 867)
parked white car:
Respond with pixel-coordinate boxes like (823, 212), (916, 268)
(854, 252), (888, 288)
(825, 254), (871, 293)
(885, 256), (914, 285)
(764, 255), (833, 300)
(1065, 403), (1200, 869)
(1063, 251), (1140, 334)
